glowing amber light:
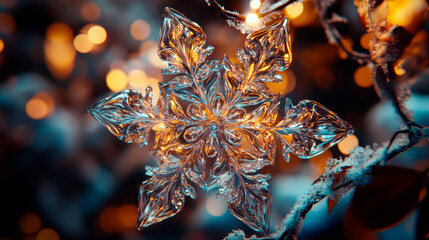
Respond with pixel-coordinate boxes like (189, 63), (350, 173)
(36, 228), (59, 240)
(46, 23), (73, 43)
(249, 0), (261, 9)
(206, 195), (227, 216)
(128, 69), (147, 88)
(0, 13), (16, 34)
(310, 150), (333, 173)
(80, 2), (101, 22)
(338, 134), (359, 155)
(0, 38), (4, 53)
(99, 207), (121, 233)
(19, 212), (41, 234)
(119, 205), (138, 228)
(26, 99), (48, 120)
(245, 13), (259, 26)
(88, 25), (107, 44)
(354, 66), (373, 88)
(73, 34), (94, 53)
(360, 32), (371, 50)
(265, 69), (296, 96)
(314, 68), (335, 90)
(285, 2), (304, 19)
(45, 23), (76, 80)
(394, 59), (406, 76)
(130, 20), (151, 41)
(106, 69), (128, 92)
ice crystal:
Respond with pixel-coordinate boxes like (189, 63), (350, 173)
(89, 8), (353, 234)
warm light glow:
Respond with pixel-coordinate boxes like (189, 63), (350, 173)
(314, 68), (335, 90)
(106, 69), (128, 92)
(73, 34), (94, 53)
(0, 38), (4, 53)
(148, 46), (167, 68)
(119, 205), (138, 228)
(245, 13), (259, 26)
(249, 0), (261, 9)
(128, 69), (147, 88)
(45, 23), (76, 80)
(394, 59), (406, 76)
(35, 228), (60, 240)
(353, 66), (373, 88)
(46, 23), (73, 43)
(338, 38), (353, 59)
(99, 207), (121, 233)
(88, 25), (107, 44)
(80, 2), (101, 22)
(387, 0), (428, 34)
(130, 20), (151, 41)
(286, 2), (304, 19)
(265, 69), (296, 96)
(0, 13), (16, 34)
(360, 32), (371, 50)
(0, 0), (17, 8)
(26, 99), (48, 120)
(310, 150), (332, 173)
(19, 212), (41, 234)
(206, 195), (226, 216)
(338, 134), (359, 155)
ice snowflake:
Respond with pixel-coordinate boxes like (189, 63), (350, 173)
(89, 8), (353, 234)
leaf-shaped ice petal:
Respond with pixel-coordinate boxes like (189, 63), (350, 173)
(205, 132), (219, 157)
(186, 103), (206, 121)
(276, 100), (353, 158)
(137, 176), (185, 229)
(238, 17), (292, 82)
(183, 125), (205, 142)
(88, 89), (158, 145)
(159, 8), (213, 75)
(227, 174), (272, 234)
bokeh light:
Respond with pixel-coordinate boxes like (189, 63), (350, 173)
(19, 212), (41, 234)
(119, 204), (138, 228)
(0, 0), (17, 8)
(285, 2), (304, 19)
(26, 99), (48, 120)
(35, 228), (60, 240)
(99, 207), (121, 233)
(88, 25), (107, 44)
(106, 69), (128, 92)
(249, 0), (261, 9)
(25, 92), (55, 120)
(245, 13), (259, 26)
(394, 59), (406, 76)
(353, 65), (373, 88)
(73, 34), (94, 53)
(265, 69), (296, 96)
(128, 69), (147, 88)
(0, 13), (16, 34)
(206, 195), (226, 217)
(360, 32), (371, 50)
(130, 20), (151, 41)
(148, 46), (166, 68)
(310, 150), (332, 174)
(80, 2), (101, 22)
(338, 134), (359, 155)
(45, 23), (76, 80)
(314, 68), (335, 90)
(0, 38), (4, 53)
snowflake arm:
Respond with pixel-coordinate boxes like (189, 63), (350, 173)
(89, 7), (354, 235)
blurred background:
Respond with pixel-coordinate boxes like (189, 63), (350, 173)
(0, 0), (428, 239)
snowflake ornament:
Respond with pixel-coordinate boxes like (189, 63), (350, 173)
(89, 8), (353, 234)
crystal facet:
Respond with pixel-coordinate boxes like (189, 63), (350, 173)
(89, 8), (353, 234)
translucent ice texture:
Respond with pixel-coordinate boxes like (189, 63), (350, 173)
(89, 8), (353, 234)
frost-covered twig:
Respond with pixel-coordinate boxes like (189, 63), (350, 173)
(314, 0), (370, 64)
(225, 125), (428, 240)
